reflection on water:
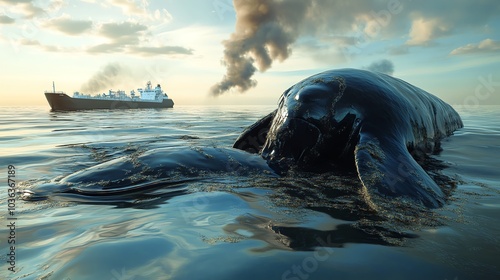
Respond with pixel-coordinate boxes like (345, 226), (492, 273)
(0, 105), (499, 279)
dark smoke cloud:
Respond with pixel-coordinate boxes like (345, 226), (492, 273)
(365, 59), (394, 76)
(80, 62), (132, 93)
(209, 0), (388, 96)
(210, 0), (310, 96)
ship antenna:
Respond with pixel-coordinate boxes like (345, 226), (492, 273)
(52, 81), (55, 93)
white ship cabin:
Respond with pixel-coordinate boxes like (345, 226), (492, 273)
(137, 81), (168, 101)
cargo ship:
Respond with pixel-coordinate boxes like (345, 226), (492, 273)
(45, 81), (174, 111)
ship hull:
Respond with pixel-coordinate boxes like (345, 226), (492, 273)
(45, 92), (174, 111)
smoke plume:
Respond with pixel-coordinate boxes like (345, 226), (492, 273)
(365, 59), (395, 76)
(210, 0), (311, 96)
(81, 62), (132, 93)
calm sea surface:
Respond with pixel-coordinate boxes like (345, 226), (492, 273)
(0, 105), (499, 280)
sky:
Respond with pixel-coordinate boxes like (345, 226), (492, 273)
(1, 0), (499, 107)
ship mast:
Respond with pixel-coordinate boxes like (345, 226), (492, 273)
(52, 81), (55, 93)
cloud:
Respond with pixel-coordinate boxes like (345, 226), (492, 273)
(43, 45), (62, 52)
(1, 1), (189, 58)
(103, 0), (172, 23)
(406, 17), (451, 46)
(16, 38), (69, 52)
(86, 21), (192, 56)
(450, 39), (500, 55)
(108, 0), (145, 15)
(0, 0), (63, 20)
(0, 15), (15, 24)
(154, 9), (173, 23)
(85, 21), (148, 53)
(88, 44), (192, 57)
(99, 21), (148, 41)
(0, 0), (32, 2)
(19, 38), (40, 46)
(87, 43), (124, 54)
(129, 46), (193, 56)
(44, 15), (93, 35)
(0, 0), (45, 19)
(365, 59), (394, 75)
(22, 3), (45, 18)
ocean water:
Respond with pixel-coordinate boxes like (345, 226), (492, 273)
(0, 105), (499, 280)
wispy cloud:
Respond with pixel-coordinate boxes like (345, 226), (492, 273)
(0, 14), (15, 24)
(129, 45), (193, 56)
(85, 21), (192, 56)
(16, 38), (71, 53)
(0, 0), (33, 2)
(83, 21), (150, 54)
(0, 0), (47, 19)
(14, 38), (66, 53)
(19, 38), (40, 46)
(450, 38), (500, 55)
(87, 43), (192, 56)
(108, 0), (146, 16)
(87, 43), (125, 54)
(102, 0), (173, 23)
(44, 15), (93, 35)
(98, 21), (148, 44)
